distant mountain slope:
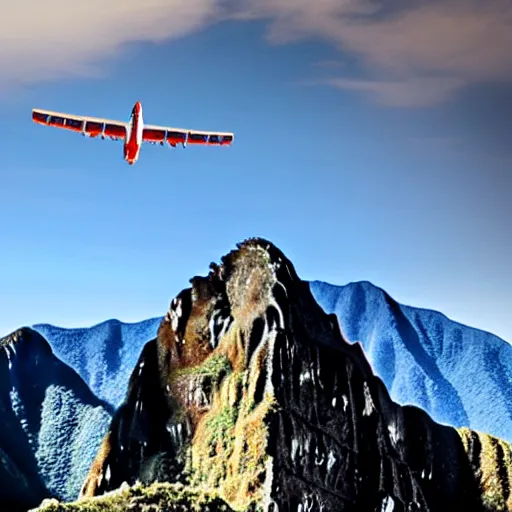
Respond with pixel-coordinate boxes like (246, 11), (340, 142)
(309, 280), (512, 442)
(0, 328), (112, 508)
(32, 279), (512, 444)
(33, 318), (162, 410)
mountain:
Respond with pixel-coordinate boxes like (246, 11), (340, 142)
(33, 280), (512, 443)
(309, 280), (512, 442)
(0, 237), (510, 510)
(33, 318), (162, 410)
(0, 328), (113, 511)
(64, 238), (512, 510)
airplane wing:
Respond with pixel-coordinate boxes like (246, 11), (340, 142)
(142, 124), (234, 147)
(32, 108), (127, 141)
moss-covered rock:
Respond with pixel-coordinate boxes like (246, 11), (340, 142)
(189, 337), (277, 510)
(458, 427), (512, 511)
(31, 482), (234, 512)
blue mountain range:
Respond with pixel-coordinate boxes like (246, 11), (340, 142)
(309, 281), (512, 440)
(0, 279), (510, 507)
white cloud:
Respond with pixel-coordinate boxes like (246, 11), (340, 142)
(2, 0), (512, 106)
(0, 0), (219, 88)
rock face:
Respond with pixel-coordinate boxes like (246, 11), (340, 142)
(78, 238), (512, 511)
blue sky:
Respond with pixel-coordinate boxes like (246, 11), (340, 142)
(1, 1), (511, 341)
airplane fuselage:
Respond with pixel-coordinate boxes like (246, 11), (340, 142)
(123, 101), (144, 165)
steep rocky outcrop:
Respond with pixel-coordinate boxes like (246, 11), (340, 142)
(74, 238), (512, 511)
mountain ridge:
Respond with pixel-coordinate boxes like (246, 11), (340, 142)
(311, 278), (510, 343)
(31, 279), (510, 342)
(32, 278), (512, 442)
(310, 279), (512, 441)
(0, 248), (510, 510)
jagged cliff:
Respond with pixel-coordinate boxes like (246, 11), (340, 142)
(61, 238), (512, 511)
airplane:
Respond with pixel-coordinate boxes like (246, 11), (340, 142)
(32, 101), (234, 165)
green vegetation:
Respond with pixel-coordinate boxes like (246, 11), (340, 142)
(172, 354), (232, 381)
(190, 343), (277, 512)
(194, 355), (232, 377)
(31, 482), (234, 512)
(205, 405), (238, 452)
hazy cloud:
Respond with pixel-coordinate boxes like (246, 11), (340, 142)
(239, 0), (512, 106)
(324, 77), (467, 107)
(2, 0), (512, 106)
(0, 0), (219, 88)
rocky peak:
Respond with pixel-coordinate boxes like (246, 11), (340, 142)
(77, 238), (512, 511)
(1, 327), (52, 364)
